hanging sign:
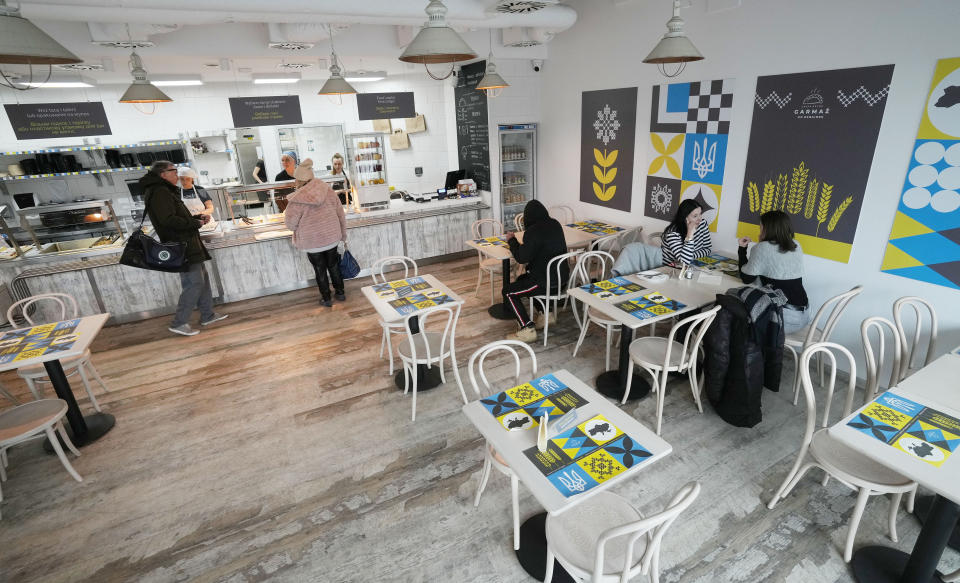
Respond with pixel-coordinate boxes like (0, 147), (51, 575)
(228, 95), (302, 127)
(580, 87), (638, 212)
(3, 102), (112, 140)
(357, 92), (416, 120)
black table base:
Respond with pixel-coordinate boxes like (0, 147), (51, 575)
(914, 494), (960, 551)
(393, 365), (443, 392)
(851, 547), (945, 583)
(43, 412), (115, 452)
(595, 326), (651, 402)
(488, 303), (514, 321)
(515, 513), (575, 582)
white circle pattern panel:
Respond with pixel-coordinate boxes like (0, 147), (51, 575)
(902, 187), (932, 210)
(909, 164), (939, 188)
(915, 141), (946, 165)
(931, 190), (960, 214)
(939, 166), (960, 190)
(945, 143), (960, 167)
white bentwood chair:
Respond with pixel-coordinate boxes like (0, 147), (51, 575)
(767, 342), (916, 563)
(469, 340), (537, 551)
(544, 482), (701, 583)
(514, 213), (525, 232)
(371, 255), (419, 375)
(472, 219), (508, 305)
(571, 251), (621, 371)
(0, 399), (82, 519)
(547, 205), (576, 225)
(7, 293), (110, 411)
(787, 285), (863, 406)
(397, 304), (466, 421)
(892, 296), (937, 382)
(624, 306), (721, 435)
(861, 317), (903, 404)
(529, 250), (580, 346)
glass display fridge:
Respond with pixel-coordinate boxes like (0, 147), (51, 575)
(345, 132), (390, 210)
(498, 123), (537, 229)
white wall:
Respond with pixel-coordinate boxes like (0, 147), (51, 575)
(538, 0), (960, 372)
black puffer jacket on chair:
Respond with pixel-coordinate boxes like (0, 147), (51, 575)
(703, 287), (786, 427)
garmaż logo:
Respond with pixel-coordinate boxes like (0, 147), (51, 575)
(794, 88), (830, 119)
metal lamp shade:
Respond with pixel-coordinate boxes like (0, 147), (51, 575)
(400, 26), (477, 64)
(318, 75), (356, 95)
(476, 62), (509, 90)
(643, 34), (703, 64)
(119, 80), (172, 103)
(0, 11), (81, 64)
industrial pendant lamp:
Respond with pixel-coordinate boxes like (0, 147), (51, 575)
(476, 29), (509, 97)
(399, 0), (477, 81)
(643, 0), (704, 78)
(318, 24), (356, 96)
(119, 49), (171, 104)
(0, 0), (81, 90)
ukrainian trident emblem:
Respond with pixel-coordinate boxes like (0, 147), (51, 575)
(691, 137), (717, 180)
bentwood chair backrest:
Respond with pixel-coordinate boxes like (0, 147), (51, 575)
(663, 306), (722, 372)
(861, 317), (903, 404)
(803, 286), (864, 346)
(467, 340), (538, 397)
(572, 250), (616, 287)
(7, 293), (79, 327)
(514, 213), (525, 232)
(547, 205), (575, 225)
(472, 218), (503, 239)
(893, 296), (938, 382)
(591, 233), (620, 254)
(402, 304), (459, 365)
(799, 343), (859, 436)
(371, 256), (418, 284)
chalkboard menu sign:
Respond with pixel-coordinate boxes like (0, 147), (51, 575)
(357, 92), (415, 120)
(228, 95), (302, 127)
(455, 60), (490, 191)
(4, 102), (111, 140)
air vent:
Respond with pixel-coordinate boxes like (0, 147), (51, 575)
(94, 41), (155, 49)
(506, 40), (541, 47)
(57, 63), (105, 71)
(495, 0), (558, 14)
(277, 63), (313, 70)
(268, 42), (315, 51)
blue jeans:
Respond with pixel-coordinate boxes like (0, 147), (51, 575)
(172, 263), (214, 327)
(783, 305), (811, 334)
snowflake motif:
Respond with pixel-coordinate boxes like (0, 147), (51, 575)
(593, 104), (620, 146)
(651, 183), (673, 214)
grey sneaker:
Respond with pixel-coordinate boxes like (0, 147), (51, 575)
(169, 324), (198, 336)
(321, 299), (333, 307)
(200, 313), (229, 326)
(334, 293), (346, 301)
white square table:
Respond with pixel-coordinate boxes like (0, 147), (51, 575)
(567, 266), (740, 401)
(462, 368), (672, 580)
(828, 358), (960, 582)
(360, 274), (464, 392)
(465, 220), (626, 321)
(0, 313), (114, 447)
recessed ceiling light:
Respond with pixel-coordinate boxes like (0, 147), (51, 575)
(17, 76), (95, 88)
(151, 75), (203, 87)
(343, 70), (387, 82)
(252, 73), (301, 84)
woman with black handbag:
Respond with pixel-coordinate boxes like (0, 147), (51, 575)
(140, 161), (227, 336)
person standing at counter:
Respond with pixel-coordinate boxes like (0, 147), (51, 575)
(283, 159), (347, 307)
(330, 153), (353, 206)
(178, 167), (215, 218)
(141, 161), (228, 336)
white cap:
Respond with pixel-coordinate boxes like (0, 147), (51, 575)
(177, 166), (198, 179)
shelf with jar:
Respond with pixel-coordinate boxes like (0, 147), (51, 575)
(0, 139), (190, 182)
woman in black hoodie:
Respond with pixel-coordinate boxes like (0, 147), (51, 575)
(503, 200), (569, 342)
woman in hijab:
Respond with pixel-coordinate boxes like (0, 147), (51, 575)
(502, 199), (569, 343)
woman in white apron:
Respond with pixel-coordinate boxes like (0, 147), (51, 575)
(177, 167), (216, 226)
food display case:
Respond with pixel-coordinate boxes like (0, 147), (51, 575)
(217, 182), (288, 231)
(498, 123), (537, 228)
(346, 132), (390, 210)
(16, 199), (124, 256)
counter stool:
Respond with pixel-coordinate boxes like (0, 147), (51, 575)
(7, 294), (110, 412)
(0, 399), (82, 519)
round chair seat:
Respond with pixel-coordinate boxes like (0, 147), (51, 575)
(785, 326), (821, 347)
(588, 311), (620, 327)
(628, 336), (684, 370)
(546, 490), (645, 576)
(0, 399), (67, 443)
(17, 349), (90, 378)
(810, 430), (914, 489)
(397, 332), (449, 361)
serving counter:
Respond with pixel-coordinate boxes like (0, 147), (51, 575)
(0, 197), (490, 324)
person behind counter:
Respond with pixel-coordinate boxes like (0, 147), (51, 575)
(252, 159), (266, 184)
(274, 151), (299, 211)
(140, 160), (228, 336)
(178, 167), (215, 218)
(330, 152), (353, 206)
(283, 159), (347, 307)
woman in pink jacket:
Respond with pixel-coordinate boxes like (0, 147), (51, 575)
(284, 159), (348, 307)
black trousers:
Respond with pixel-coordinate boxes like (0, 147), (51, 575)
(502, 274), (544, 327)
(306, 248), (344, 301)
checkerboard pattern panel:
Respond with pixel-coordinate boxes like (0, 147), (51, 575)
(687, 80), (734, 135)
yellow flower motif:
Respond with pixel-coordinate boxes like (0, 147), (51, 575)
(648, 133), (684, 178)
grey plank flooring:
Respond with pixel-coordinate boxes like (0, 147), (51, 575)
(0, 255), (957, 583)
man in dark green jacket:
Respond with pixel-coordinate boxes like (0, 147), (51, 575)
(141, 160), (227, 336)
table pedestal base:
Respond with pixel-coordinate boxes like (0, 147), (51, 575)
(595, 370), (650, 402)
(914, 495), (960, 551)
(393, 365), (442, 392)
(515, 513), (575, 582)
(851, 547), (945, 583)
(488, 303), (514, 321)
(43, 412), (115, 452)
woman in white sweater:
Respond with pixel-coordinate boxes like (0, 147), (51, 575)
(737, 210), (810, 333)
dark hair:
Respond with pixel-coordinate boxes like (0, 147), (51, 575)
(665, 199), (703, 239)
(760, 210), (797, 252)
(148, 160), (175, 176)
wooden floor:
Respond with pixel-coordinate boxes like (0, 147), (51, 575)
(1, 255), (957, 583)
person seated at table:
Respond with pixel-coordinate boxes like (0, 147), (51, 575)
(661, 199), (711, 266)
(737, 210), (809, 333)
(503, 199), (569, 343)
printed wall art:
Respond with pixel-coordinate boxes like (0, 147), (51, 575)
(580, 87), (638, 212)
(881, 57), (960, 290)
(645, 79), (735, 231)
(736, 65), (895, 262)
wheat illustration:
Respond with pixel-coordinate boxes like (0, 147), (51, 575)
(593, 148), (618, 202)
(774, 174), (788, 210)
(747, 182), (760, 213)
(787, 163), (807, 214)
(760, 180), (775, 213)
(827, 196), (853, 232)
(816, 184), (833, 236)
(804, 178), (819, 219)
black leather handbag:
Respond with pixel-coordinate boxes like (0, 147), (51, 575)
(119, 193), (189, 273)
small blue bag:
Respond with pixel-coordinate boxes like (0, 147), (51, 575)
(339, 246), (361, 279)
